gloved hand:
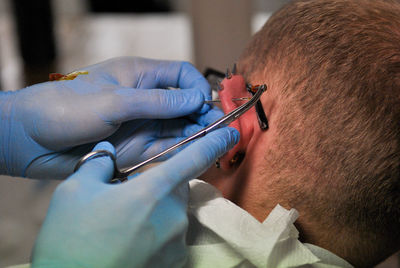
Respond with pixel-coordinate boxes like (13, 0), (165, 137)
(31, 127), (239, 268)
(0, 57), (213, 179)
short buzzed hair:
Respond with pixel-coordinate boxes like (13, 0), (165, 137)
(239, 0), (400, 266)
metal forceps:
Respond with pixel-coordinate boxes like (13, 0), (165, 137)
(74, 84), (267, 183)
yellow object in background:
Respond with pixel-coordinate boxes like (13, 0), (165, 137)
(49, 71), (89, 81)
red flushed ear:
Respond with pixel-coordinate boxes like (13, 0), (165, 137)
(220, 74), (247, 96)
(218, 74), (256, 170)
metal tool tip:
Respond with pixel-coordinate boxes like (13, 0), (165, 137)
(232, 63), (237, 75)
(246, 83), (252, 93)
(225, 68), (232, 79)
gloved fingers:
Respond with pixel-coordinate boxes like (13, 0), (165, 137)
(71, 141), (116, 184)
(107, 118), (202, 143)
(106, 119), (150, 147)
(139, 136), (197, 161)
(24, 143), (95, 180)
(127, 172), (142, 181)
(106, 88), (205, 122)
(115, 136), (195, 169)
(136, 60), (210, 99)
(84, 57), (210, 97)
(156, 119), (204, 138)
(188, 106), (225, 127)
(106, 119), (204, 170)
(129, 59), (210, 114)
(129, 127), (240, 200)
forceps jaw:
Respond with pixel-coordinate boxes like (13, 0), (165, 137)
(246, 84), (269, 130)
(74, 83), (267, 183)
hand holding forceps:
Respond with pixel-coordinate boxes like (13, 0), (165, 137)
(74, 80), (267, 183)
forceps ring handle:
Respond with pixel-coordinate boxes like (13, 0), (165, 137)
(74, 150), (127, 183)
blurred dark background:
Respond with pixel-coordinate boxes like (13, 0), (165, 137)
(0, 0), (291, 90)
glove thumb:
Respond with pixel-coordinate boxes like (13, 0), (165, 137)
(73, 141), (116, 184)
(133, 127), (240, 199)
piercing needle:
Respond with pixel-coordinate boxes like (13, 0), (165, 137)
(204, 97), (251, 104)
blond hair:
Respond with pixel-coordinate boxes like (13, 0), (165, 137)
(240, 0), (400, 266)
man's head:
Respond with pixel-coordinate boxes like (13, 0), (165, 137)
(205, 0), (400, 266)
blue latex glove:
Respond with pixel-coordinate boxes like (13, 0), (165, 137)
(0, 57), (212, 179)
(32, 127), (239, 268)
